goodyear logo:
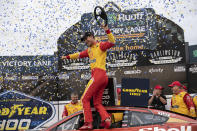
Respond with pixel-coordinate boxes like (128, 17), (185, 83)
(0, 90), (55, 131)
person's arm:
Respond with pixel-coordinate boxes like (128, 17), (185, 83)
(62, 106), (68, 118)
(159, 95), (167, 105)
(104, 25), (115, 44)
(148, 95), (155, 106)
(62, 49), (89, 59)
(100, 26), (116, 51)
(183, 93), (196, 117)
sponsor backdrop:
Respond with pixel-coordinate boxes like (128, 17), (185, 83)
(121, 78), (149, 107)
(58, 2), (187, 97)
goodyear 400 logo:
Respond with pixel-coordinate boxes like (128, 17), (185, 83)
(0, 90), (55, 131)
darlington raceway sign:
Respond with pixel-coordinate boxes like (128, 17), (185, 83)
(0, 90), (55, 131)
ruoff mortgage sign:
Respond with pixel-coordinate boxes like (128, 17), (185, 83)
(0, 90), (55, 131)
(81, 3), (156, 68)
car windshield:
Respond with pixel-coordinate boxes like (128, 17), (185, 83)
(48, 108), (169, 130)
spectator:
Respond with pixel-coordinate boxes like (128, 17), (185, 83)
(169, 81), (196, 118)
(116, 88), (121, 106)
(62, 92), (82, 118)
(148, 85), (167, 110)
(193, 95), (197, 118)
(112, 88), (123, 124)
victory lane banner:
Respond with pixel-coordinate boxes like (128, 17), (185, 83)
(0, 55), (57, 75)
(121, 78), (149, 107)
(0, 90), (55, 131)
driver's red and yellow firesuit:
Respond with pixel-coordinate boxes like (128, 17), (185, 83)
(171, 91), (196, 117)
(66, 29), (115, 123)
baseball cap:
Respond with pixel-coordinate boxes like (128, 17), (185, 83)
(168, 81), (182, 87)
(183, 85), (187, 90)
(154, 85), (163, 90)
(117, 88), (121, 94)
(81, 32), (94, 41)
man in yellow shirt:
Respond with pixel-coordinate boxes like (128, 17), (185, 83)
(62, 92), (82, 118)
(169, 81), (196, 118)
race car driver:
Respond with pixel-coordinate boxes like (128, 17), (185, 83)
(62, 25), (115, 130)
(169, 81), (196, 118)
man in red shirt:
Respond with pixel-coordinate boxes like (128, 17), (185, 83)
(62, 25), (115, 130)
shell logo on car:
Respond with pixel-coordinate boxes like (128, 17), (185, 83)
(139, 126), (191, 131)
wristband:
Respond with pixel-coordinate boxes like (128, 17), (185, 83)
(105, 29), (111, 34)
(66, 55), (70, 59)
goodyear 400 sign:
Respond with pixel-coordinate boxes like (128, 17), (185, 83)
(0, 91), (55, 131)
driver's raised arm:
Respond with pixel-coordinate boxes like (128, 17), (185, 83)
(62, 49), (89, 59)
(100, 26), (116, 51)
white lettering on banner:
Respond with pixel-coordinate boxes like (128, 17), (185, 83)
(103, 89), (109, 95)
(102, 95), (110, 100)
(118, 12), (144, 21)
(189, 66), (197, 73)
(149, 68), (163, 74)
(22, 76), (39, 80)
(149, 50), (182, 64)
(58, 74), (69, 80)
(0, 119), (31, 130)
(157, 111), (170, 117)
(92, 26), (146, 36)
(102, 101), (109, 105)
(81, 74), (91, 80)
(124, 70), (142, 75)
(149, 57), (182, 64)
(174, 66), (186, 72)
(70, 63), (84, 66)
(5, 76), (17, 80)
(33, 61), (51, 67)
(107, 61), (137, 67)
(107, 71), (116, 76)
(63, 65), (90, 70)
(139, 126), (192, 131)
(0, 61), (52, 67)
(150, 50), (181, 58)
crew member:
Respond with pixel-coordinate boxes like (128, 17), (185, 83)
(193, 94), (197, 118)
(169, 81), (196, 118)
(62, 92), (82, 118)
(62, 25), (115, 130)
(148, 85), (167, 110)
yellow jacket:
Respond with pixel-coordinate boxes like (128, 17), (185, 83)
(62, 101), (82, 118)
(171, 91), (196, 117)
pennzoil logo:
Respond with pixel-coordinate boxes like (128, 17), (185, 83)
(0, 90), (55, 131)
